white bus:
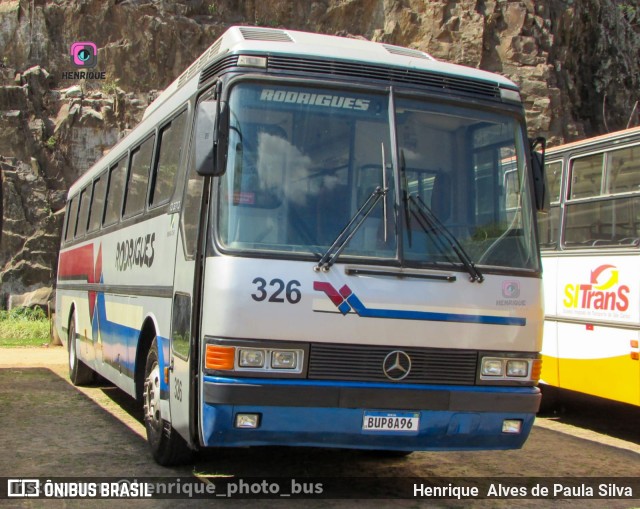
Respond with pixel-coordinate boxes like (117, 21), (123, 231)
(56, 26), (546, 465)
(539, 126), (640, 406)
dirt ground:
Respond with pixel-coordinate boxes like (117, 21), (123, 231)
(0, 346), (639, 508)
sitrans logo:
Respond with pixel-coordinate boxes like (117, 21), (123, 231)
(563, 264), (629, 312)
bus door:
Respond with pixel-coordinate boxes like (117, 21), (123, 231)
(169, 162), (206, 447)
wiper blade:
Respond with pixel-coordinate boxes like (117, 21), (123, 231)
(399, 150), (412, 248)
(408, 194), (484, 283)
(314, 186), (387, 272)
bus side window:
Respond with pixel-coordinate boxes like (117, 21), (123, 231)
(76, 186), (91, 238)
(171, 293), (191, 359)
(537, 160), (563, 251)
(545, 161), (563, 203)
(150, 110), (187, 208)
(64, 195), (79, 243)
(87, 173), (107, 233)
(569, 154), (604, 199)
(607, 144), (640, 194)
(103, 157), (127, 226)
(538, 206), (560, 249)
(124, 135), (156, 218)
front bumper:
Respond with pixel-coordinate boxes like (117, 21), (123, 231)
(200, 377), (540, 451)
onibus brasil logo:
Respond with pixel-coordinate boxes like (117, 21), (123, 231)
(563, 264), (629, 312)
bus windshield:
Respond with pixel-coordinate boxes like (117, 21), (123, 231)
(217, 81), (539, 272)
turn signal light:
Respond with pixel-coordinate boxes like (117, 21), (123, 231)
(205, 345), (235, 370)
(530, 359), (542, 382)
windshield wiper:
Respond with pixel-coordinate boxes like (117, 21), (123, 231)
(408, 194), (484, 283)
(399, 150), (412, 248)
(314, 186), (387, 272)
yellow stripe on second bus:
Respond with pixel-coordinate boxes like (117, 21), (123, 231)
(541, 354), (639, 406)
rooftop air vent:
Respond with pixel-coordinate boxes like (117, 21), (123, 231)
(239, 26), (293, 43)
(382, 44), (433, 60)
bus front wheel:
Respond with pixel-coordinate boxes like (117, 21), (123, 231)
(143, 338), (192, 466)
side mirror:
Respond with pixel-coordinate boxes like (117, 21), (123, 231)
(195, 96), (229, 177)
(195, 100), (217, 176)
(530, 137), (549, 213)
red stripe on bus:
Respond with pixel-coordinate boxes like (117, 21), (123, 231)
(58, 244), (95, 282)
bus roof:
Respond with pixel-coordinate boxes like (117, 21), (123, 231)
(546, 126), (640, 157)
(142, 25), (519, 120)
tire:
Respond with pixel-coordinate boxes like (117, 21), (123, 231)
(68, 312), (95, 386)
(143, 338), (193, 466)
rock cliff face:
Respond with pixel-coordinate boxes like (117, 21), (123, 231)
(1, 0), (639, 306)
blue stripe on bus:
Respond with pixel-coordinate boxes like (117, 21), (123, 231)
(346, 293), (526, 326)
(203, 375), (538, 395)
(91, 290), (169, 392)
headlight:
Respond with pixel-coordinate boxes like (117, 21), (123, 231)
(481, 358), (504, 377)
(506, 360), (528, 377)
(479, 355), (539, 383)
(239, 349), (265, 368)
(271, 350), (298, 369)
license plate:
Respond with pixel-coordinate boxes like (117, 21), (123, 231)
(362, 411), (420, 432)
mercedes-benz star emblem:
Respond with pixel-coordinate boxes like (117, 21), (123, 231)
(382, 351), (412, 381)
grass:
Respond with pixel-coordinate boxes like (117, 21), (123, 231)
(0, 307), (52, 347)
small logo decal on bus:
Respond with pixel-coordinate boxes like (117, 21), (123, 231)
(502, 281), (520, 298)
(313, 281), (353, 315)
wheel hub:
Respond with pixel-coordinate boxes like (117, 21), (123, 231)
(144, 363), (162, 427)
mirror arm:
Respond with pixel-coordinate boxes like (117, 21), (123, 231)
(213, 80), (222, 155)
(529, 136), (548, 213)
(529, 136), (546, 166)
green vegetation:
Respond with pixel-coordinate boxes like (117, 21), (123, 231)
(618, 3), (639, 28)
(45, 136), (57, 150)
(101, 78), (120, 95)
(0, 307), (51, 347)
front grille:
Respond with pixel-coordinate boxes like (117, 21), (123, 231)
(268, 55), (501, 100)
(308, 343), (478, 385)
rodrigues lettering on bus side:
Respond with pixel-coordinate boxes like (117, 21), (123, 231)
(115, 233), (155, 271)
